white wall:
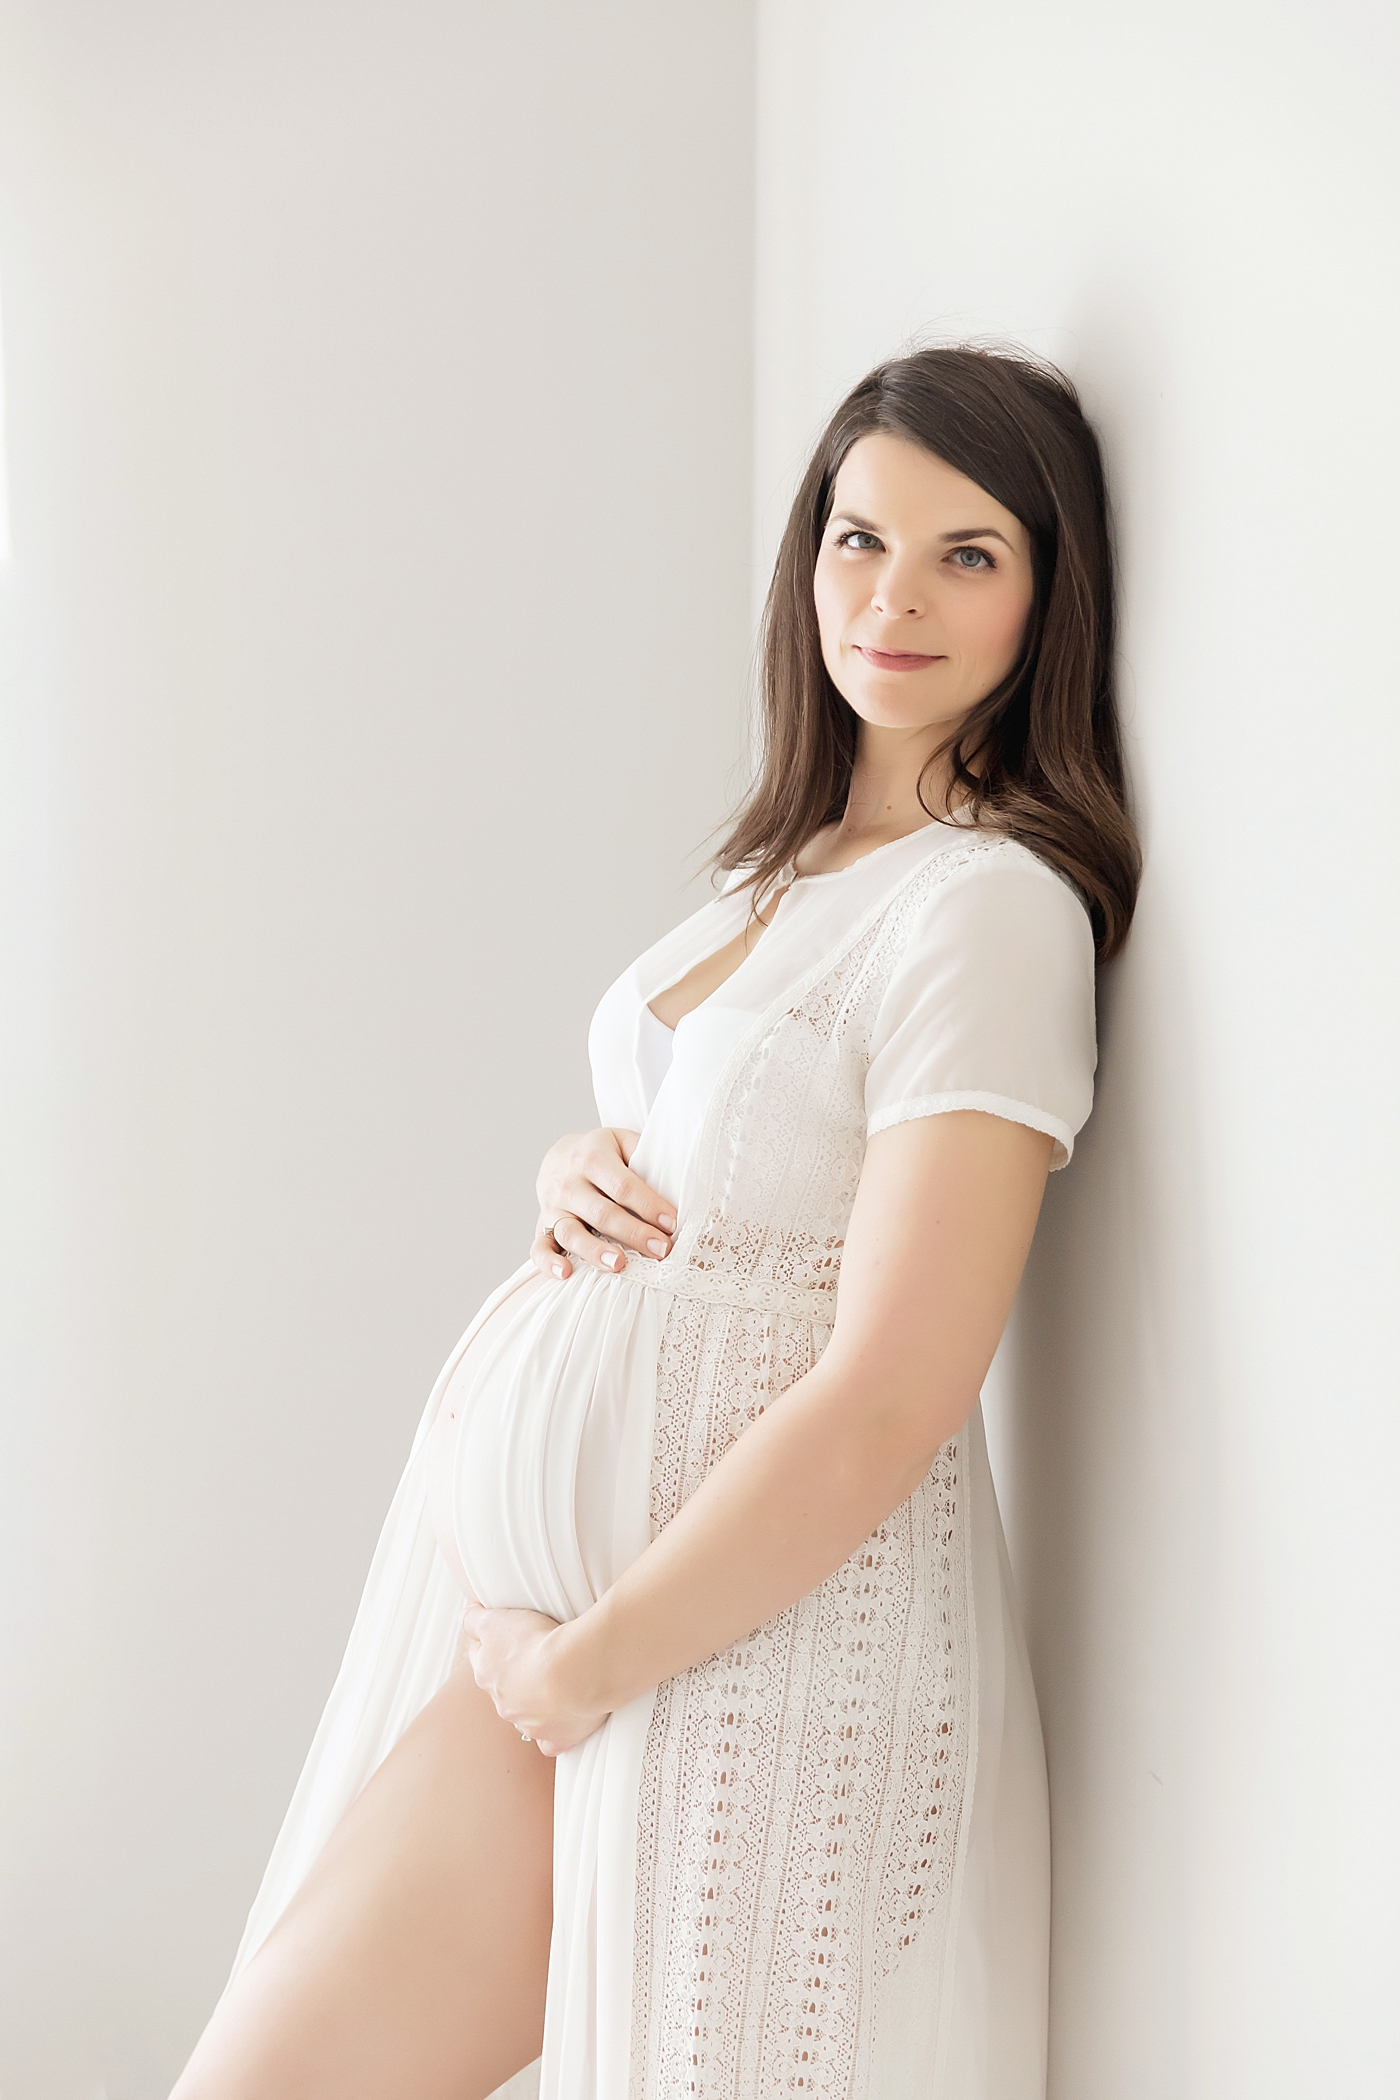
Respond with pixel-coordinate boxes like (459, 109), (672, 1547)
(756, 3), (1399, 2095)
(0, 6), (755, 2092)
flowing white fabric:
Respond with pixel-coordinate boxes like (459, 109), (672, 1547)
(230, 819), (1096, 2098)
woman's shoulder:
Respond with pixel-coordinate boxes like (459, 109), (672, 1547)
(909, 826), (1090, 923)
(891, 828), (1095, 981)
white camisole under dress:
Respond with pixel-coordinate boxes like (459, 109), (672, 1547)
(228, 817), (1097, 2100)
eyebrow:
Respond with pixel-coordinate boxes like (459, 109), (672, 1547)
(832, 510), (1015, 549)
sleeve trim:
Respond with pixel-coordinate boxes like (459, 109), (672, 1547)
(866, 1090), (1076, 1170)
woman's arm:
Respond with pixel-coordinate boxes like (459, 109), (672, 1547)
(466, 1109), (1051, 1752)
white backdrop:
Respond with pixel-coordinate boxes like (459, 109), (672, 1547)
(755, 2), (1399, 2095)
(0, 5), (755, 2092)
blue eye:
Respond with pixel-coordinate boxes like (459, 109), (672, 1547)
(949, 545), (994, 570)
(835, 529), (881, 551)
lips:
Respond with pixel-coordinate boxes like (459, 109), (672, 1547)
(856, 645), (942, 672)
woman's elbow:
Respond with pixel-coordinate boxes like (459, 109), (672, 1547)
(827, 1364), (978, 1496)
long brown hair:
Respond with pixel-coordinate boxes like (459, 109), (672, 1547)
(717, 346), (1140, 960)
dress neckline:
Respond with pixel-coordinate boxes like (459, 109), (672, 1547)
(649, 814), (976, 1039)
(640, 1000), (676, 1043)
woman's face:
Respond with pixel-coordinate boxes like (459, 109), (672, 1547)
(813, 432), (1036, 744)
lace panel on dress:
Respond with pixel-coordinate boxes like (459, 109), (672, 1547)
(629, 843), (1003, 2099)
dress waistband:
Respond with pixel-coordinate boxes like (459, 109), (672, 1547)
(621, 1253), (837, 1326)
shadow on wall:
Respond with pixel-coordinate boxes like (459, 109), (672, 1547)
(987, 886), (1226, 2086)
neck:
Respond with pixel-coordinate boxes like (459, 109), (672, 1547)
(837, 721), (953, 851)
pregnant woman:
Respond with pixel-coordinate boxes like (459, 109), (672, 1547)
(174, 345), (1138, 2100)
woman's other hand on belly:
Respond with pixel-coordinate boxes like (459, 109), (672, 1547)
(461, 1603), (610, 1758)
(532, 1126), (677, 1281)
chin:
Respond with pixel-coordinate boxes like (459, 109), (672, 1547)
(845, 684), (957, 734)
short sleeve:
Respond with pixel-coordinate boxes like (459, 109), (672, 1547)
(864, 844), (1097, 1170)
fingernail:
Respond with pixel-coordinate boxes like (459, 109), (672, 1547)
(658, 1213), (677, 1232)
(552, 1262), (566, 1279)
(647, 1237), (668, 1257)
(602, 1249), (622, 1271)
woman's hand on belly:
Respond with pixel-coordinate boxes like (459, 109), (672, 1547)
(532, 1126), (677, 1281)
(461, 1603), (609, 1758)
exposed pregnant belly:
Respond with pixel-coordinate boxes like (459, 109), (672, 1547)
(427, 1262), (664, 1623)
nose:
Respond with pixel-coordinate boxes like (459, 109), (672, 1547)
(870, 552), (925, 620)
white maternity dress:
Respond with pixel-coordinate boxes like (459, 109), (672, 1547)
(230, 817), (1097, 2100)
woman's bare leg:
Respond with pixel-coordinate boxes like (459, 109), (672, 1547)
(172, 1648), (554, 2100)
